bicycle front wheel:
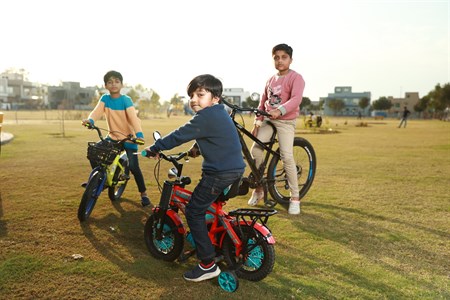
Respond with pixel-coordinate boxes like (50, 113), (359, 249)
(108, 163), (130, 201)
(267, 137), (316, 205)
(144, 214), (184, 261)
(78, 171), (102, 222)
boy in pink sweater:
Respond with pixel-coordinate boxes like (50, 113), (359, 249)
(248, 44), (305, 215)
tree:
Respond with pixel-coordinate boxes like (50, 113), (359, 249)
(300, 97), (311, 111)
(138, 90), (161, 118)
(414, 96), (430, 118)
(134, 84), (146, 92)
(327, 98), (345, 116)
(318, 99), (325, 110)
(170, 93), (184, 109)
(358, 97), (370, 114)
(244, 96), (259, 108)
(372, 97), (392, 111)
(126, 88), (140, 103)
(429, 83), (450, 114)
(150, 90), (160, 105)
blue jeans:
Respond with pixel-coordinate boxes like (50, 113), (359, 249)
(186, 171), (243, 263)
(125, 148), (146, 193)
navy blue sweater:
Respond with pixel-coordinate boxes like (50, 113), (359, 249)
(150, 104), (246, 173)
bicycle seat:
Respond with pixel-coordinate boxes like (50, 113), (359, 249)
(216, 177), (248, 201)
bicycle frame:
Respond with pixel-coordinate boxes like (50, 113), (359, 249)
(153, 180), (276, 257)
(233, 115), (279, 189)
(87, 150), (127, 195)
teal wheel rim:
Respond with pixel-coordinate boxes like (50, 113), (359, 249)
(218, 271), (239, 292)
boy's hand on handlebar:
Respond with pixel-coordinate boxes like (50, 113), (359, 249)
(142, 147), (159, 159)
(82, 119), (94, 129)
(268, 109), (281, 120)
(187, 143), (201, 158)
(135, 137), (145, 145)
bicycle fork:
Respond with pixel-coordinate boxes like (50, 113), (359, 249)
(89, 168), (107, 197)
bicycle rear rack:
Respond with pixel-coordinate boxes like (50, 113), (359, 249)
(228, 208), (277, 227)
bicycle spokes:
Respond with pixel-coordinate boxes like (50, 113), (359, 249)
(244, 239), (264, 269)
(153, 223), (175, 253)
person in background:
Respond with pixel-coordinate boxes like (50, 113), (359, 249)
(398, 106), (411, 128)
(247, 43), (305, 215)
(82, 70), (151, 207)
(144, 74), (245, 282)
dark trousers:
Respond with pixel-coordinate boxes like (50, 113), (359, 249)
(125, 148), (146, 193)
(186, 171), (243, 263)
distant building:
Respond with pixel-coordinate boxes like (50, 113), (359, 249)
(0, 72), (39, 109)
(387, 92), (419, 118)
(47, 82), (97, 109)
(222, 88), (250, 107)
(0, 72), (51, 110)
(321, 86), (371, 116)
(0, 77), (10, 109)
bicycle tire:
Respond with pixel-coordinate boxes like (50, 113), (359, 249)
(144, 214), (184, 261)
(108, 163), (129, 201)
(267, 137), (316, 205)
(222, 225), (275, 282)
(78, 171), (102, 222)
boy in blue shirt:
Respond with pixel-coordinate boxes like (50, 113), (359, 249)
(82, 70), (150, 207)
(144, 74), (245, 282)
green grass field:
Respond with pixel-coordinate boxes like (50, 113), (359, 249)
(1, 111), (449, 299)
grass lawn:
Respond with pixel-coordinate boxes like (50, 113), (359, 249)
(0, 111), (449, 299)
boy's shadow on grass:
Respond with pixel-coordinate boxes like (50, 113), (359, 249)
(272, 201), (449, 297)
(79, 197), (179, 280)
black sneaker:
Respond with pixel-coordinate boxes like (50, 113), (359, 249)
(141, 196), (151, 207)
(81, 182), (87, 188)
(183, 263), (221, 282)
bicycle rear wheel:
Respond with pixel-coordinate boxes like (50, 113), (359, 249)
(108, 163), (130, 201)
(78, 171), (102, 222)
(222, 225), (275, 281)
(267, 137), (316, 205)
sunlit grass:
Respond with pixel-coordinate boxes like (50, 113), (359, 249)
(0, 111), (449, 299)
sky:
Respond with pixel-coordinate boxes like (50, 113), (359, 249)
(1, 0), (448, 102)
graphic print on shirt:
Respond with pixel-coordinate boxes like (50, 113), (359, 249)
(268, 85), (283, 108)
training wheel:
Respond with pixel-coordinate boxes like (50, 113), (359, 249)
(218, 270), (239, 292)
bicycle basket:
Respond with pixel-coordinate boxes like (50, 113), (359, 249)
(87, 142), (121, 165)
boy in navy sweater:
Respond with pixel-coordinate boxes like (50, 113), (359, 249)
(144, 74), (245, 282)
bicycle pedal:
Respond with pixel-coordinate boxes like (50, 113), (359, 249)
(178, 250), (195, 263)
(119, 174), (130, 181)
(264, 199), (277, 208)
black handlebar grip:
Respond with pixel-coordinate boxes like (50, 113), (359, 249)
(141, 149), (157, 158)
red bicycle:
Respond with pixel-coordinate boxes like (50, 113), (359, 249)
(142, 133), (277, 291)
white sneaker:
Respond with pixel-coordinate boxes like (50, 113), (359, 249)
(288, 200), (301, 215)
(247, 190), (264, 206)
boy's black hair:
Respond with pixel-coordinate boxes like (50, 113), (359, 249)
(272, 43), (293, 58)
(187, 74), (223, 99)
(103, 70), (123, 85)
